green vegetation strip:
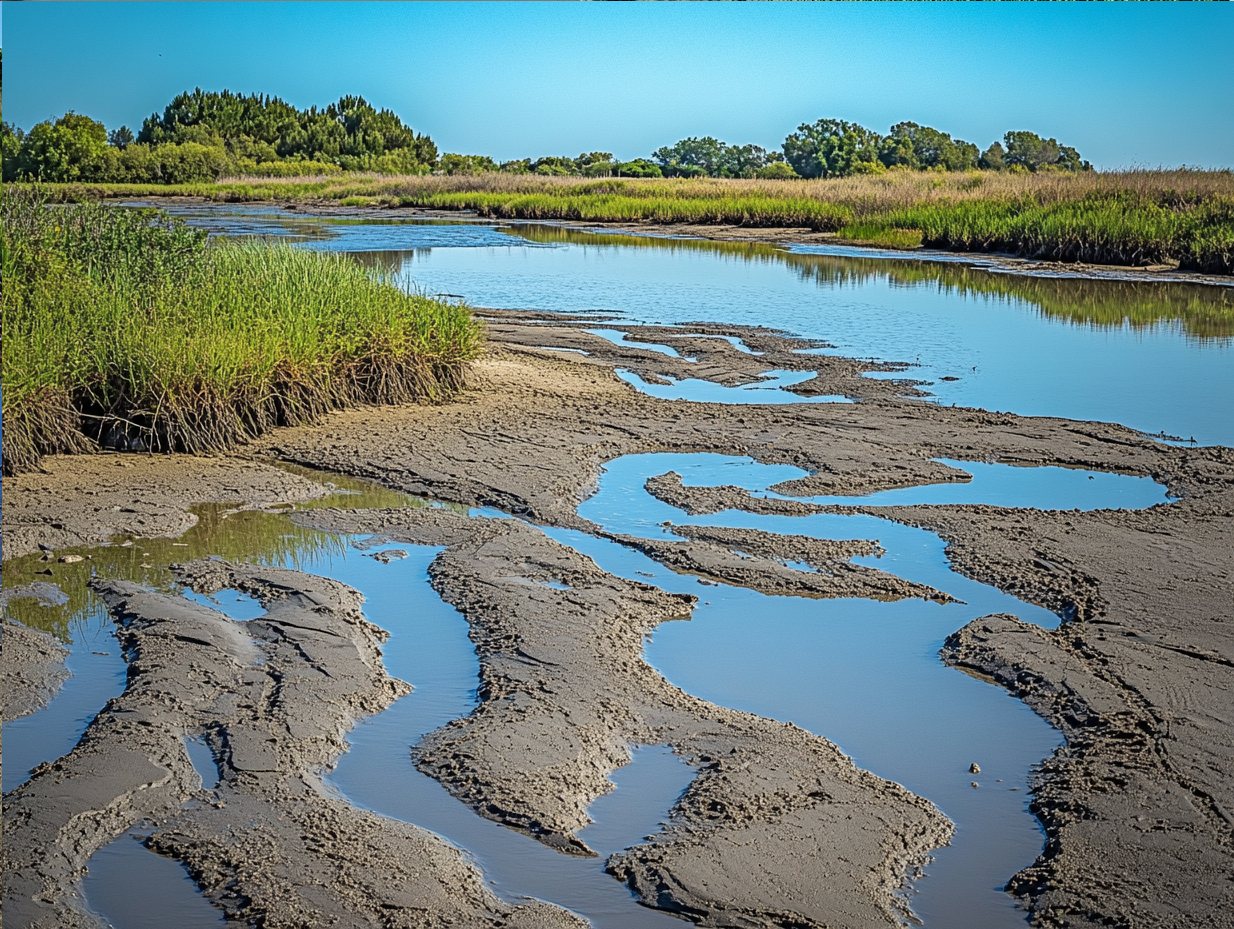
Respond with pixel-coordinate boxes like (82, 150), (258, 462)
(1, 188), (483, 475)
(41, 170), (1234, 274)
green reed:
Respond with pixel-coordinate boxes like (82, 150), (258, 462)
(1, 188), (483, 474)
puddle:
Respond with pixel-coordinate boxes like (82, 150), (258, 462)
(183, 736), (220, 790)
(82, 828), (226, 928)
(180, 587), (266, 621)
(616, 368), (852, 404)
(2, 633), (127, 793)
(586, 328), (692, 359)
(565, 450), (1167, 928)
(536, 346), (591, 355)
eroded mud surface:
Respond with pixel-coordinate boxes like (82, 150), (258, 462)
(298, 505), (951, 928)
(1, 456), (331, 561)
(5, 314), (1233, 927)
(2, 561), (583, 929)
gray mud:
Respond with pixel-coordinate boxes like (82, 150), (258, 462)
(5, 313), (1233, 927)
(601, 523), (953, 603)
(2, 560), (582, 929)
(297, 505), (952, 928)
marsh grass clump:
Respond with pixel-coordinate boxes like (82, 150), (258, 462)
(837, 224), (924, 250)
(1, 188), (482, 474)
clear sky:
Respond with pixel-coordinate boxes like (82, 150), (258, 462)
(2, 2), (1231, 169)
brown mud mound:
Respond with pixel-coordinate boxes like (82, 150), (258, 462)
(2, 561), (582, 929)
(645, 471), (828, 517)
(602, 523), (953, 603)
(481, 309), (921, 401)
(297, 505), (952, 929)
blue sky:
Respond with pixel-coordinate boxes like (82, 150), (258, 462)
(2, 2), (1231, 169)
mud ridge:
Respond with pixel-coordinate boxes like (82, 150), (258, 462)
(297, 505), (953, 928)
(2, 560), (584, 929)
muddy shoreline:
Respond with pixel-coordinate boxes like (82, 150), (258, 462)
(4, 317), (1232, 927)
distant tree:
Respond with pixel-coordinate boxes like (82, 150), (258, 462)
(652, 137), (726, 177)
(782, 119), (881, 179)
(14, 113), (109, 181)
(978, 141), (1006, 170)
(575, 151), (615, 176)
(615, 158), (662, 178)
(439, 153), (498, 175)
(755, 160), (799, 180)
(500, 159), (531, 174)
(138, 88), (437, 171)
(529, 156), (579, 176)
(109, 126), (135, 149)
(1002, 130), (1091, 172)
(1, 123), (22, 182)
(651, 137), (773, 178)
(878, 122), (978, 172)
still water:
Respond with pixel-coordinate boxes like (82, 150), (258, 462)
(147, 203), (1233, 446)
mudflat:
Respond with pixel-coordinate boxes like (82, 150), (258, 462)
(3, 316), (1231, 928)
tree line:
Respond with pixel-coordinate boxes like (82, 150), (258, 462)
(1, 80), (1090, 184)
(2, 88), (438, 184)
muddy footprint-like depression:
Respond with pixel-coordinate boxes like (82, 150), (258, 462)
(4, 209), (1233, 929)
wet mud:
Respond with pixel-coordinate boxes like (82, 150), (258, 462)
(2, 560), (583, 929)
(4, 313), (1232, 927)
(298, 505), (951, 928)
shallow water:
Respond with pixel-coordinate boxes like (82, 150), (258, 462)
(149, 203), (1232, 446)
(616, 368), (853, 404)
(3, 488), (694, 929)
(83, 829), (227, 929)
(567, 451), (1170, 928)
(4, 452), (1171, 929)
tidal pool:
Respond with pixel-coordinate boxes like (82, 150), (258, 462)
(568, 451), (1171, 929)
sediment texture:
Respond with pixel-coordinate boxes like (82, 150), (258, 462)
(299, 505), (953, 929)
(1, 561), (583, 929)
(0, 455), (331, 561)
(602, 524), (953, 602)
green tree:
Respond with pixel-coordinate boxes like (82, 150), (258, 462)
(529, 155), (580, 176)
(615, 159), (662, 178)
(782, 119), (881, 179)
(108, 126), (135, 149)
(2, 123), (22, 183)
(138, 88), (436, 171)
(978, 141), (1006, 170)
(438, 153), (498, 175)
(755, 161), (799, 180)
(1002, 131), (1090, 172)
(878, 122), (978, 172)
(14, 113), (109, 181)
(652, 137), (726, 177)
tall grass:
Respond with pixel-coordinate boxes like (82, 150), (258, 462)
(45, 168), (1233, 273)
(1, 188), (483, 474)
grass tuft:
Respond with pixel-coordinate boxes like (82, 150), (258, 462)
(1, 187), (483, 474)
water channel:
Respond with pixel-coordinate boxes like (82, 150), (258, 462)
(4, 204), (1229, 928)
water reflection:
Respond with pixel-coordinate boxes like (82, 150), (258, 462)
(506, 224), (1234, 342)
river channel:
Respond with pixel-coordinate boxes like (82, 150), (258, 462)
(3, 204), (1229, 929)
